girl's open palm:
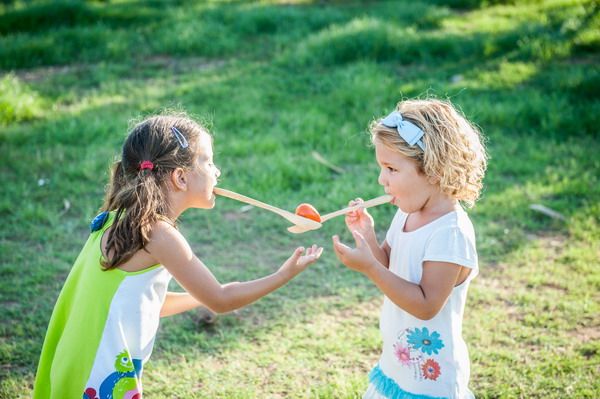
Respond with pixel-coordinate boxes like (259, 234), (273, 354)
(279, 245), (324, 277)
(332, 231), (377, 274)
(345, 198), (375, 236)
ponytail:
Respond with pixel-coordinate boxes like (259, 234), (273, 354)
(101, 170), (171, 270)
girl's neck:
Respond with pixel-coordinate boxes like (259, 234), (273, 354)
(166, 192), (187, 220)
(418, 191), (459, 218)
(403, 194), (458, 233)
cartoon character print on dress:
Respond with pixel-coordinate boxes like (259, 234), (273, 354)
(83, 388), (99, 399)
(83, 349), (143, 399)
(392, 327), (444, 381)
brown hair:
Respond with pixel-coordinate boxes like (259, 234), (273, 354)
(370, 99), (487, 207)
(101, 113), (210, 269)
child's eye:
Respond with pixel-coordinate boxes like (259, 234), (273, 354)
(387, 167), (397, 172)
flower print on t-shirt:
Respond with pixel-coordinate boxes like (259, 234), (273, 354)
(407, 327), (445, 355)
(393, 344), (412, 366)
(421, 358), (442, 381)
(392, 327), (445, 382)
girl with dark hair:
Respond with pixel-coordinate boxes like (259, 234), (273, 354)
(34, 113), (323, 398)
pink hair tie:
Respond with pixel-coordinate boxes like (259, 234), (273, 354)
(139, 160), (154, 171)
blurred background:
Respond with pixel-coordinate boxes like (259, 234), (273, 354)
(1, 0), (599, 397)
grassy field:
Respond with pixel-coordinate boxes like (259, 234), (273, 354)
(1, 0), (599, 397)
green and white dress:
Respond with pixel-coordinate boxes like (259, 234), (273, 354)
(34, 212), (172, 399)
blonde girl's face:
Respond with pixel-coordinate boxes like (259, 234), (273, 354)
(187, 133), (221, 209)
(374, 140), (434, 213)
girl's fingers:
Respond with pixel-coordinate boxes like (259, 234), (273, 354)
(291, 247), (304, 260)
(346, 200), (355, 214)
(332, 235), (349, 255)
(310, 246), (323, 260)
(332, 235), (340, 252)
(352, 230), (367, 248)
(302, 244), (323, 261)
(348, 199), (362, 213)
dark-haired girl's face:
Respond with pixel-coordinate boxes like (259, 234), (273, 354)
(186, 134), (220, 209)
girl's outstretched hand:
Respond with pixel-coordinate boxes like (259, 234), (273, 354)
(279, 245), (324, 278)
(345, 198), (375, 237)
(332, 231), (378, 275)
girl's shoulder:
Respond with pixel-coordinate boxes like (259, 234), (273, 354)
(145, 220), (192, 258)
(144, 219), (198, 275)
(147, 219), (185, 247)
(387, 207), (473, 238)
(434, 208), (475, 237)
(424, 209), (478, 269)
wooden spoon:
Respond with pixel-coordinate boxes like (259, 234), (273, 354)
(287, 194), (392, 234)
(214, 187), (322, 229)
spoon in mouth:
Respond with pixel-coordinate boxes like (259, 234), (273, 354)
(287, 194), (392, 234)
(213, 187), (322, 229)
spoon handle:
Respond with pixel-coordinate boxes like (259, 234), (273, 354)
(321, 194), (393, 222)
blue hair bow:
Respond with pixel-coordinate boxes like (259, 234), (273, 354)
(380, 111), (426, 151)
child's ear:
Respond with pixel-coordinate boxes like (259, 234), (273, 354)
(170, 168), (188, 191)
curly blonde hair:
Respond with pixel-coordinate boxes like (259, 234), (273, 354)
(370, 99), (487, 207)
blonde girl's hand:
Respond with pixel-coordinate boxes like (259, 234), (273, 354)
(345, 198), (375, 237)
(332, 231), (378, 275)
(279, 245), (324, 278)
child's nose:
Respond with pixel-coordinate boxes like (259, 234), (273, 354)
(378, 170), (385, 186)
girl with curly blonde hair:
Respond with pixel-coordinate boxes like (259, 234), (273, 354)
(333, 99), (487, 399)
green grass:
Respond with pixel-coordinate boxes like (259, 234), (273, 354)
(1, 0), (599, 397)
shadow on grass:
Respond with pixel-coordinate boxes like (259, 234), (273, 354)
(3, 0), (568, 70)
(0, 0), (169, 35)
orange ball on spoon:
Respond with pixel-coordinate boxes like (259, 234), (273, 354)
(295, 203), (322, 223)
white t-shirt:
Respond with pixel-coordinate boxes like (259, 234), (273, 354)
(365, 208), (478, 399)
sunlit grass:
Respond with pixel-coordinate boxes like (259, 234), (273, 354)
(0, 74), (45, 125)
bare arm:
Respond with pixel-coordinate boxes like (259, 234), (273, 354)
(160, 292), (203, 318)
(148, 222), (323, 314)
(365, 260), (462, 320)
(333, 231), (464, 320)
(364, 232), (391, 269)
